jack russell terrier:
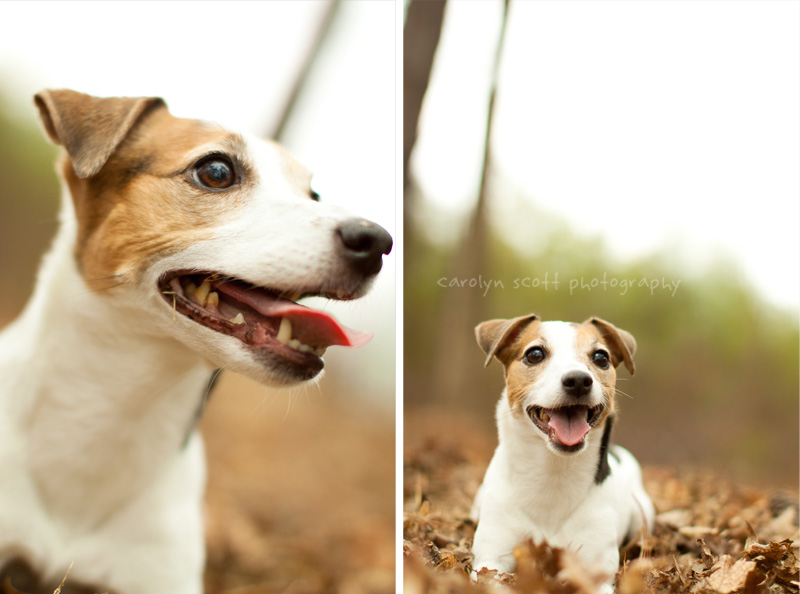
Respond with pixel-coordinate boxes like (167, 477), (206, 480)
(470, 314), (654, 592)
(0, 90), (392, 594)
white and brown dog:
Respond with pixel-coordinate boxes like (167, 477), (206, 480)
(470, 314), (654, 592)
(0, 90), (392, 594)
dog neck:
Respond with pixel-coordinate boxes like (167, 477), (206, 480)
(495, 391), (606, 522)
(6, 196), (211, 531)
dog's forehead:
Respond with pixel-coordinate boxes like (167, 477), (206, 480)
(118, 108), (311, 188)
(518, 320), (602, 351)
(119, 108), (231, 168)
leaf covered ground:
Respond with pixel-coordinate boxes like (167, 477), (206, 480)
(201, 374), (395, 594)
(403, 408), (799, 594)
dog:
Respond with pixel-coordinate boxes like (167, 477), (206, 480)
(0, 89), (392, 594)
(470, 314), (654, 592)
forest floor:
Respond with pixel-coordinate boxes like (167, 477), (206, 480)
(201, 373), (395, 594)
(403, 408), (799, 594)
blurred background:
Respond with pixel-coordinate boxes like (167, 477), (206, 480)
(0, 2), (395, 592)
(404, 0), (799, 489)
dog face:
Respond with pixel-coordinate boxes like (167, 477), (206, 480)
(35, 89), (392, 386)
(476, 315), (635, 454)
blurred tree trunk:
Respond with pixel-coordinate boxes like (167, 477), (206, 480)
(433, 0), (510, 408)
(403, 0), (448, 405)
(268, 0), (342, 142)
(403, 0), (447, 233)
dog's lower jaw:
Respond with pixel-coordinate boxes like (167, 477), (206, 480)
(158, 312), (325, 389)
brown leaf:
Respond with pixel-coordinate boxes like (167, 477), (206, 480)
(706, 556), (757, 594)
(425, 541), (442, 566)
(698, 538), (718, 570)
(681, 526), (719, 539)
(436, 550), (459, 570)
(745, 539), (794, 562)
(618, 558), (656, 594)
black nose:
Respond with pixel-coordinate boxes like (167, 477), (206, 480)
(336, 218), (393, 276)
(561, 371), (593, 398)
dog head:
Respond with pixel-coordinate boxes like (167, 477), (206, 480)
(35, 89), (392, 386)
(476, 314), (635, 454)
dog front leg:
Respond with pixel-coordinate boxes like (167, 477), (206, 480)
(560, 505), (621, 593)
(470, 510), (523, 580)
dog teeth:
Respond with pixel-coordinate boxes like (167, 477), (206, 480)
(276, 317), (292, 344)
(184, 282), (198, 303)
(539, 410), (550, 422)
(178, 280), (324, 357)
(275, 317), (324, 356)
(195, 279), (211, 306)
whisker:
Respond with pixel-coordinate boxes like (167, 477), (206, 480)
(614, 388), (635, 400)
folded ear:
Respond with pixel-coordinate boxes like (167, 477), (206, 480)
(34, 89), (165, 179)
(475, 314), (539, 367)
(586, 317), (636, 375)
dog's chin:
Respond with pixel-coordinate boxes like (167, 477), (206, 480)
(219, 348), (326, 387)
(545, 438), (589, 455)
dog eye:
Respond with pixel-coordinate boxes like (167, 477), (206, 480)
(592, 350), (610, 369)
(194, 156), (236, 189)
(524, 346), (546, 365)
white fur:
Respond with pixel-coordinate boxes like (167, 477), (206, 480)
(0, 131), (380, 593)
(471, 322), (654, 592)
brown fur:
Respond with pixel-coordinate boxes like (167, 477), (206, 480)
(35, 90), (312, 293)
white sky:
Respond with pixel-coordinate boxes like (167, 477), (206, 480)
(411, 0), (800, 312)
(0, 0), (397, 404)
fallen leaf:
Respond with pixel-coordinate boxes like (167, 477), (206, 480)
(706, 556), (757, 594)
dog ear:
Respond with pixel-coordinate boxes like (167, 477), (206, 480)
(475, 314), (539, 367)
(586, 317), (636, 375)
(34, 89), (165, 179)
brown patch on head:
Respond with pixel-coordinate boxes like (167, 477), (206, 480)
(573, 318), (636, 419)
(501, 320), (554, 412)
(475, 314), (539, 368)
(583, 317), (636, 375)
(476, 315), (547, 412)
(35, 89), (164, 179)
(570, 322), (618, 417)
(36, 89), (256, 291)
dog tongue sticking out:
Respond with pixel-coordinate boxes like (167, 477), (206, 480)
(214, 280), (371, 349)
(255, 299), (371, 348)
(547, 406), (591, 447)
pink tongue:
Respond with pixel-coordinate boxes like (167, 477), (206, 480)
(215, 282), (371, 348)
(547, 407), (591, 446)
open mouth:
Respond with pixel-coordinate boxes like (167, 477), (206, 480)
(527, 404), (605, 452)
(158, 271), (371, 378)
